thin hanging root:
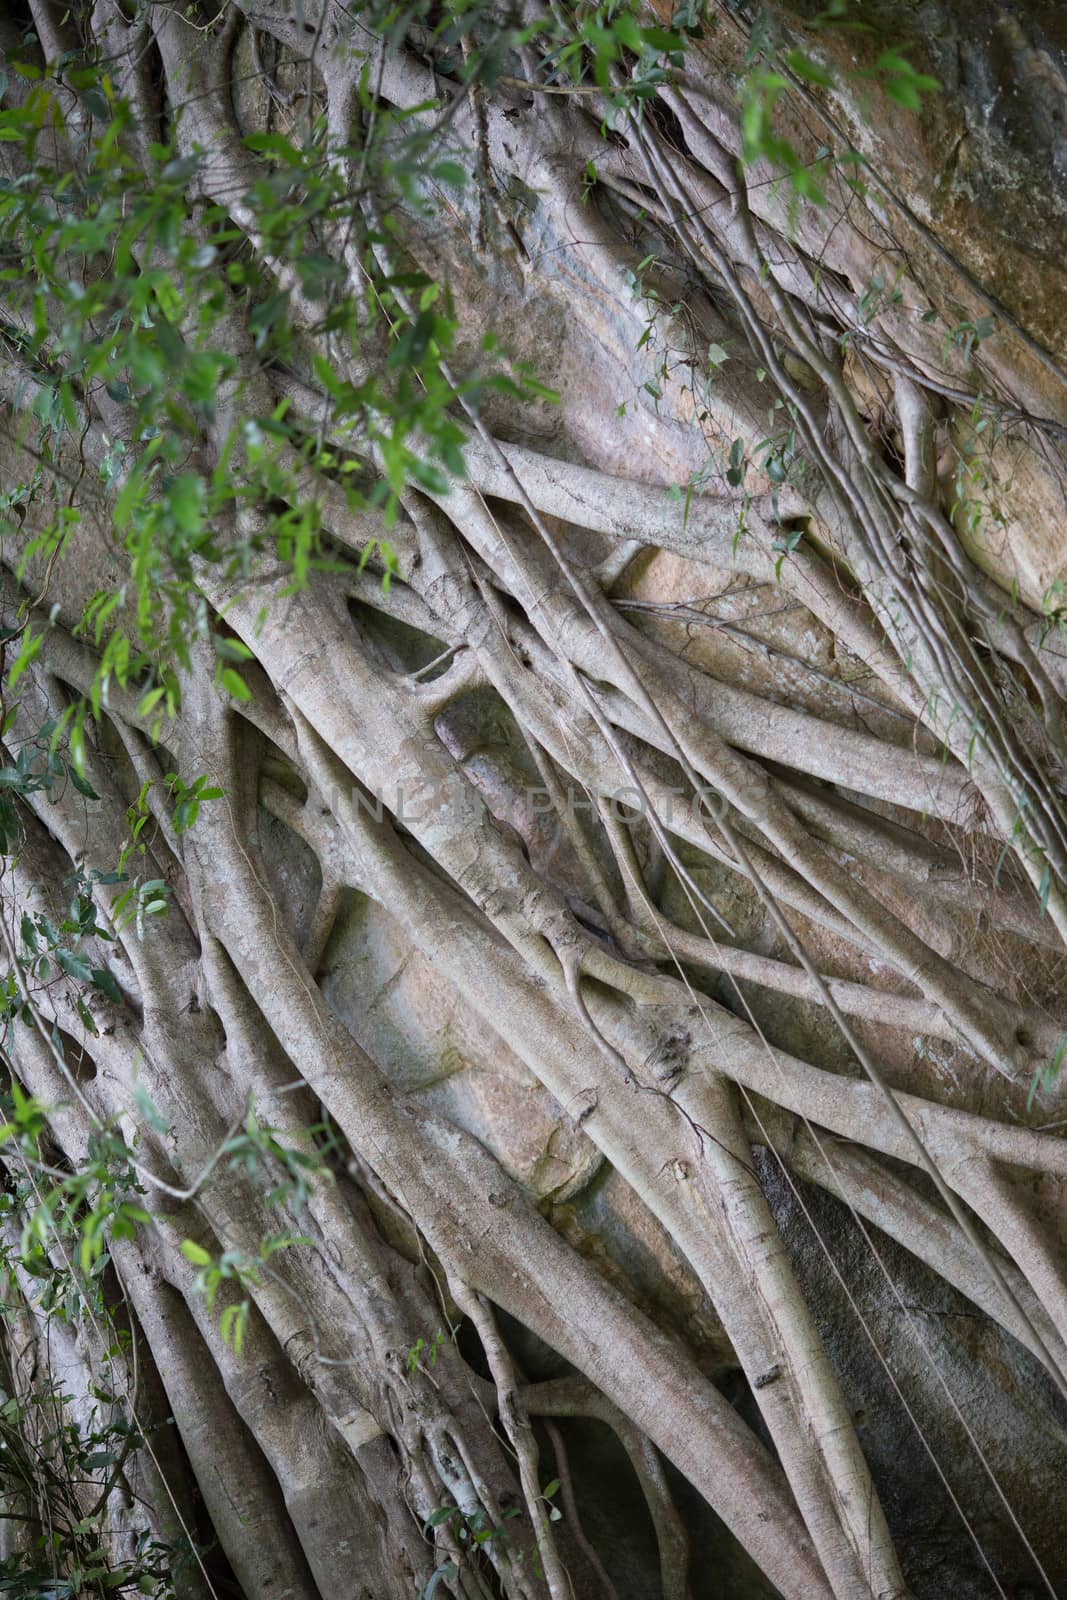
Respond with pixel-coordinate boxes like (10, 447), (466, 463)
(304, 878), (347, 974)
(526, 735), (640, 955)
(520, 1378), (693, 1600)
(557, 943), (633, 1085)
(613, 1427), (692, 1600)
(542, 1419), (620, 1600)
(596, 799), (959, 1037)
(450, 1283), (575, 1600)
(628, 107), (1067, 949)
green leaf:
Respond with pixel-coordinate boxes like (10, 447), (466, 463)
(56, 948), (94, 984)
(784, 50), (833, 87)
(69, 767), (100, 800)
(180, 1239), (212, 1266)
(640, 25), (684, 51)
(80, 87), (110, 119)
(1026, 1074), (1040, 1111)
(220, 668), (252, 701)
(8, 629), (43, 692)
(220, 1300), (249, 1355)
(426, 1507), (459, 1529)
(135, 1080), (171, 1135)
(90, 967), (122, 1003)
(137, 685), (167, 719)
(213, 634), (253, 662)
(1039, 864), (1051, 919)
(167, 472), (205, 535)
(244, 130), (303, 163)
(883, 78), (923, 110)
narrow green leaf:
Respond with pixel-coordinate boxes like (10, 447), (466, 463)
(90, 967), (122, 1003)
(220, 668), (252, 701)
(431, 161), (467, 187)
(69, 767), (100, 800)
(56, 948), (94, 984)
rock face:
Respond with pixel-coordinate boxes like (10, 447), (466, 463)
(781, 0), (1067, 373)
(321, 893), (602, 1201)
(809, 0), (1067, 613)
(759, 1150), (1067, 1600)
